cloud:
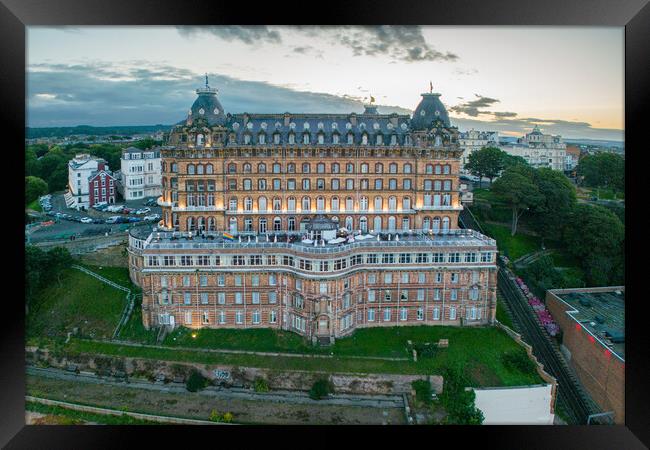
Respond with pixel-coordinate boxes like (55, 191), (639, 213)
(449, 94), (501, 117)
(176, 26), (281, 45)
(26, 62), (410, 127)
(288, 46), (324, 59)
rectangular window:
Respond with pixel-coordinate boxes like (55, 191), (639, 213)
(368, 290), (375, 302)
(450, 307), (457, 320)
(200, 275), (208, 286)
(368, 308), (375, 322)
(434, 289), (441, 301)
(451, 273), (458, 284)
(252, 310), (261, 324)
(235, 292), (243, 304)
(400, 308), (408, 321)
(384, 273), (393, 284)
(270, 310), (277, 323)
(433, 307), (440, 320)
(200, 293), (209, 304)
(368, 273), (376, 284)
(401, 272), (409, 283)
(217, 274), (225, 286)
(435, 272), (443, 283)
(202, 311), (209, 324)
(183, 292), (191, 305)
(268, 291), (277, 304)
(218, 292), (226, 305)
(234, 275), (242, 286)
(383, 308), (391, 322)
(417, 289), (425, 301)
(252, 292), (260, 304)
(185, 311), (192, 324)
(417, 307), (424, 320)
(450, 289), (458, 301)
(236, 310), (243, 324)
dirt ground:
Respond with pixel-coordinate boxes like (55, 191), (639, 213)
(25, 411), (96, 425)
(77, 244), (129, 267)
(26, 375), (406, 425)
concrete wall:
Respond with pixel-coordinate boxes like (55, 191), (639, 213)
(472, 385), (555, 425)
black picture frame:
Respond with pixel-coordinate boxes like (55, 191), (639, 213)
(2, 0), (647, 447)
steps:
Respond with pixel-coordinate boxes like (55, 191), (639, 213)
(64, 191), (75, 208)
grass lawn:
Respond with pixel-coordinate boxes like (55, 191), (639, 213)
(496, 300), (514, 329)
(27, 268), (127, 340)
(78, 263), (137, 290)
(472, 188), (505, 205)
(26, 401), (160, 425)
(62, 325), (544, 387)
(26, 199), (42, 212)
(481, 222), (542, 261)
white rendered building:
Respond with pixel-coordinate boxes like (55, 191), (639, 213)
(120, 147), (162, 201)
(65, 153), (109, 209)
(458, 129), (499, 173)
(500, 126), (566, 171)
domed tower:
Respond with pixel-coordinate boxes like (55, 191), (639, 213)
(167, 75), (229, 147)
(409, 88), (459, 150)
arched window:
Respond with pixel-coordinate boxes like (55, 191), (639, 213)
(373, 216), (382, 232)
(172, 213), (179, 228)
(374, 196), (383, 211)
(360, 196), (368, 211)
(273, 133), (281, 144)
(303, 133), (310, 144)
(273, 162), (281, 174)
(258, 163), (266, 173)
(208, 217), (215, 231)
(244, 197), (253, 211)
(187, 164), (195, 175)
(435, 135), (442, 147)
(229, 217), (238, 234)
(244, 134), (251, 145)
(345, 216), (354, 230)
(423, 217), (431, 231)
(287, 163), (295, 173)
(171, 163), (178, 173)
(432, 217), (441, 233)
(361, 134), (368, 145)
(197, 164), (204, 175)
(347, 133), (354, 144)
(287, 197), (296, 212)
(403, 197), (411, 210)
(302, 197), (311, 211)
(243, 163), (252, 173)
(228, 163), (237, 174)
(258, 133), (266, 144)
(259, 218), (267, 233)
(346, 197), (354, 211)
(403, 163), (412, 174)
(302, 163), (310, 173)
(197, 217), (205, 231)
(388, 216), (396, 231)
(389, 163), (398, 174)
(228, 198), (238, 211)
(435, 164), (442, 175)
(196, 134), (204, 146)
(332, 163), (340, 173)
(258, 196), (267, 212)
(442, 216), (450, 232)
(288, 133), (295, 144)
(361, 163), (369, 173)
(288, 217), (296, 231)
(317, 162), (325, 173)
(375, 163), (383, 173)
(388, 196), (397, 211)
(273, 197), (282, 212)
(317, 196), (325, 212)
(206, 164), (213, 174)
(331, 196), (339, 211)
(443, 164), (451, 174)
(360, 216), (368, 232)
(273, 217), (282, 231)
(426, 164), (433, 174)
(402, 217), (410, 231)
(187, 217), (195, 231)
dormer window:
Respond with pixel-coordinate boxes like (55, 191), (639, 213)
(288, 133), (295, 145)
(362, 134), (368, 145)
(258, 134), (266, 144)
(244, 134), (251, 145)
(332, 133), (340, 144)
(273, 133), (280, 144)
(347, 133), (354, 145)
(435, 135), (442, 147)
(376, 134), (383, 145)
(318, 134), (324, 144)
(303, 133), (310, 144)
(391, 134), (397, 145)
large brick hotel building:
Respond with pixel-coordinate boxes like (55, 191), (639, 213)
(128, 79), (498, 343)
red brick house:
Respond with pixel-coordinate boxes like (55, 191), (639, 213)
(88, 170), (117, 207)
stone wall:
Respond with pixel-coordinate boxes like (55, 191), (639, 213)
(26, 347), (442, 396)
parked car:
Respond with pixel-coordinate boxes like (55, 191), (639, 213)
(144, 198), (158, 206)
(136, 207), (150, 215)
(92, 218), (104, 224)
(93, 201), (108, 209)
(80, 217), (93, 224)
(143, 214), (160, 221)
(122, 207), (133, 214)
(128, 217), (142, 223)
(105, 216), (121, 224)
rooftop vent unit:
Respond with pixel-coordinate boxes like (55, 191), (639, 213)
(594, 315), (605, 324)
(579, 298), (592, 307)
(615, 290), (622, 295)
(605, 329), (625, 344)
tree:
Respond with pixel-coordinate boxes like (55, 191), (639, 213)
(492, 165), (544, 236)
(134, 137), (161, 150)
(25, 176), (49, 204)
(576, 153), (625, 192)
(465, 146), (506, 188)
(528, 168), (577, 244)
(309, 378), (334, 400)
(502, 153), (529, 170)
(563, 204), (624, 286)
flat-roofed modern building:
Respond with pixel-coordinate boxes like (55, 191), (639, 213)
(128, 79), (499, 343)
(546, 287), (625, 424)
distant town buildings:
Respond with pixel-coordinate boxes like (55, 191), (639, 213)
(65, 153), (116, 208)
(499, 126), (566, 171)
(565, 145), (581, 171)
(458, 129), (499, 173)
(546, 287), (625, 424)
(119, 147), (162, 201)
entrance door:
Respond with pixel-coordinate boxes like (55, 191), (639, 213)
(317, 317), (330, 335)
(229, 217), (238, 234)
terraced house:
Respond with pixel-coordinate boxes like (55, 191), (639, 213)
(128, 79), (499, 343)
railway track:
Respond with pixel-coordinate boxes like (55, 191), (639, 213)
(497, 263), (599, 424)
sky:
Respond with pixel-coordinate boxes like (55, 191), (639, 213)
(26, 26), (624, 141)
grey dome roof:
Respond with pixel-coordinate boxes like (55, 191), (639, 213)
(185, 85), (227, 126)
(410, 93), (451, 130)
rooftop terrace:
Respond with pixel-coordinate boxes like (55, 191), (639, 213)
(131, 227), (496, 255)
(554, 288), (625, 360)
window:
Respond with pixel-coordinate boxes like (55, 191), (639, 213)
(433, 307), (440, 320)
(368, 290), (375, 302)
(218, 292), (226, 305)
(383, 308), (391, 322)
(417, 307), (424, 320)
(417, 289), (425, 301)
(270, 310), (277, 323)
(234, 275), (242, 287)
(384, 272), (393, 284)
(450, 307), (457, 320)
(450, 273), (459, 283)
(400, 308), (408, 321)
(183, 292), (191, 305)
(201, 293), (209, 305)
(384, 290), (392, 302)
(268, 292), (277, 304)
(252, 310), (261, 324)
(236, 310), (244, 324)
(218, 275), (225, 286)
(252, 292), (260, 304)
(368, 308), (375, 321)
(450, 289), (458, 301)
(470, 288), (479, 301)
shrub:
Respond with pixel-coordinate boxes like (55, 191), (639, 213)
(309, 378), (334, 400)
(254, 377), (270, 393)
(209, 409), (221, 423)
(222, 412), (233, 423)
(186, 370), (209, 392)
(438, 367), (484, 425)
(502, 351), (536, 374)
(413, 343), (437, 358)
(411, 379), (433, 406)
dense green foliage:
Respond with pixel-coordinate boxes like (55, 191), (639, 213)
(527, 168), (577, 243)
(309, 378), (334, 400)
(25, 176), (49, 205)
(564, 204), (625, 286)
(520, 255), (576, 295)
(26, 124), (169, 139)
(186, 370), (210, 392)
(501, 351), (536, 375)
(492, 164), (544, 236)
(437, 367), (484, 425)
(412, 379), (433, 406)
(25, 401), (160, 425)
(577, 153), (625, 192)
(25, 246), (73, 308)
(254, 377), (270, 393)
(465, 146), (506, 187)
